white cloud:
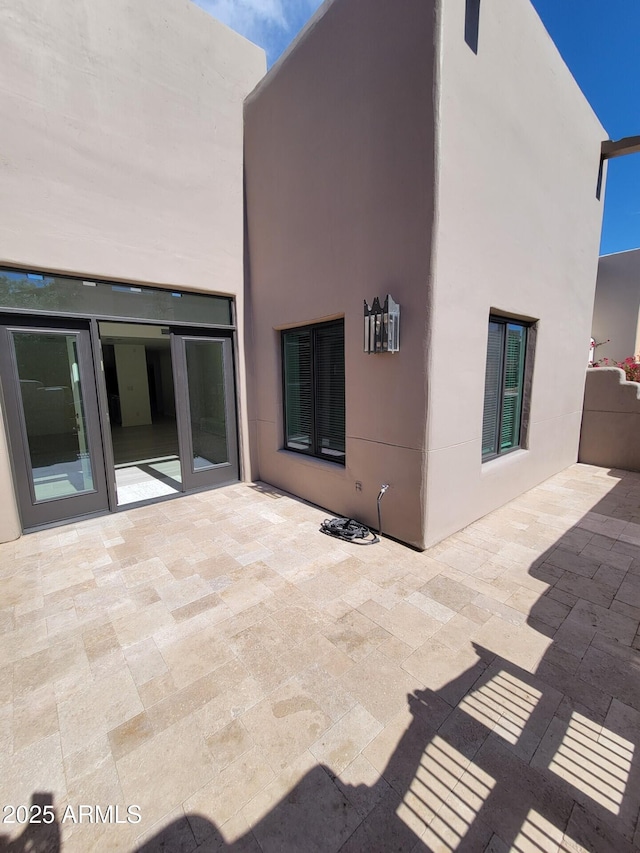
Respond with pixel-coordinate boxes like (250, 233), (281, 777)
(192, 0), (323, 64)
(195, 0), (287, 34)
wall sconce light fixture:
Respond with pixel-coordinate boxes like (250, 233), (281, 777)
(364, 294), (400, 353)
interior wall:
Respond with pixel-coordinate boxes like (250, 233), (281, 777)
(145, 350), (163, 416)
(159, 350), (176, 418)
(424, 0), (607, 546)
(114, 344), (152, 427)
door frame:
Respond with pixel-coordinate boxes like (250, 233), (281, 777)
(0, 314), (242, 531)
(90, 319), (119, 512)
(94, 319), (187, 511)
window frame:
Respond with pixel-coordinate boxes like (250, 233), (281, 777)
(482, 314), (533, 462)
(281, 318), (345, 465)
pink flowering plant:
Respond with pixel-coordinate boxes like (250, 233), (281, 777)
(592, 354), (640, 383)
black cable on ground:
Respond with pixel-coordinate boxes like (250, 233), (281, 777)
(320, 517), (380, 545)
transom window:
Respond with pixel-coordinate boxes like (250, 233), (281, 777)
(482, 316), (531, 460)
(282, 320), (345, 464)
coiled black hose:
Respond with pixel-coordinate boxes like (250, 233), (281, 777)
(319, 484), (389, 546)
(319, 517), (380, 545)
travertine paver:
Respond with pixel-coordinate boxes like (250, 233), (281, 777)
(0, 465), (639, 852)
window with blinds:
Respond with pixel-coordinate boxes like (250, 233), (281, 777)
(482, 316), (529, 460)
(282, 320), (345, 463)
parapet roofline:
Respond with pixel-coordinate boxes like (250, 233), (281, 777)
(244, 0), (338, 105)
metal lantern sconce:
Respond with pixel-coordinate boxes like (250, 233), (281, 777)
(364, 294), (400, 353)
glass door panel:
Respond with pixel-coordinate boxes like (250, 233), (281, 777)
(13, 333), (95, 500)
(0, 323), (108, 528)
(172, 335), (238, 490)
(186, 340), (229, 470)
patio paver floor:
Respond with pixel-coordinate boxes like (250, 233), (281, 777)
(1, 464), (639, 852)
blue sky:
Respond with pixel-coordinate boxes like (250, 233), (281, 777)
(193, 0), (640, 255)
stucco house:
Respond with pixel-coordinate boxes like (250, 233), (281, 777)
(0, 0), (606, 549)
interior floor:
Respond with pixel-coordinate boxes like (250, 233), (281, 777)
(110, 419), (182, 506)
(110, 418), (179, 466)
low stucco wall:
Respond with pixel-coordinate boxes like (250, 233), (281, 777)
(579, 367), (640, 472)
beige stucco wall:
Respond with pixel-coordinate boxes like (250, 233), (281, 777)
(593, 250), (640, 363)
(0, 0), (265, 537)
(245, 0), (607, 549)
(0, 416), (21, 543)
(423, 0), (607, 545)
(579, 367), (640, 472)
(0, 0), (264, 290)
(244, 0), (437, 548)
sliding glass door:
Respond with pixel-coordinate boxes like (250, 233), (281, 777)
(0, 321), (109, 527)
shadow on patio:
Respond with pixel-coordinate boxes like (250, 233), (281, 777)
(1, 468), (639, 852)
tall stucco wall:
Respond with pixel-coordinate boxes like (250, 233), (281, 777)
(424, 0), (606, 546)
(0, 0), (264, 291)
(244, 0), (437, 548)
(593, 250), (640, 363)
(579, 367), (640, 472)
(0, 0), (265, 535)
